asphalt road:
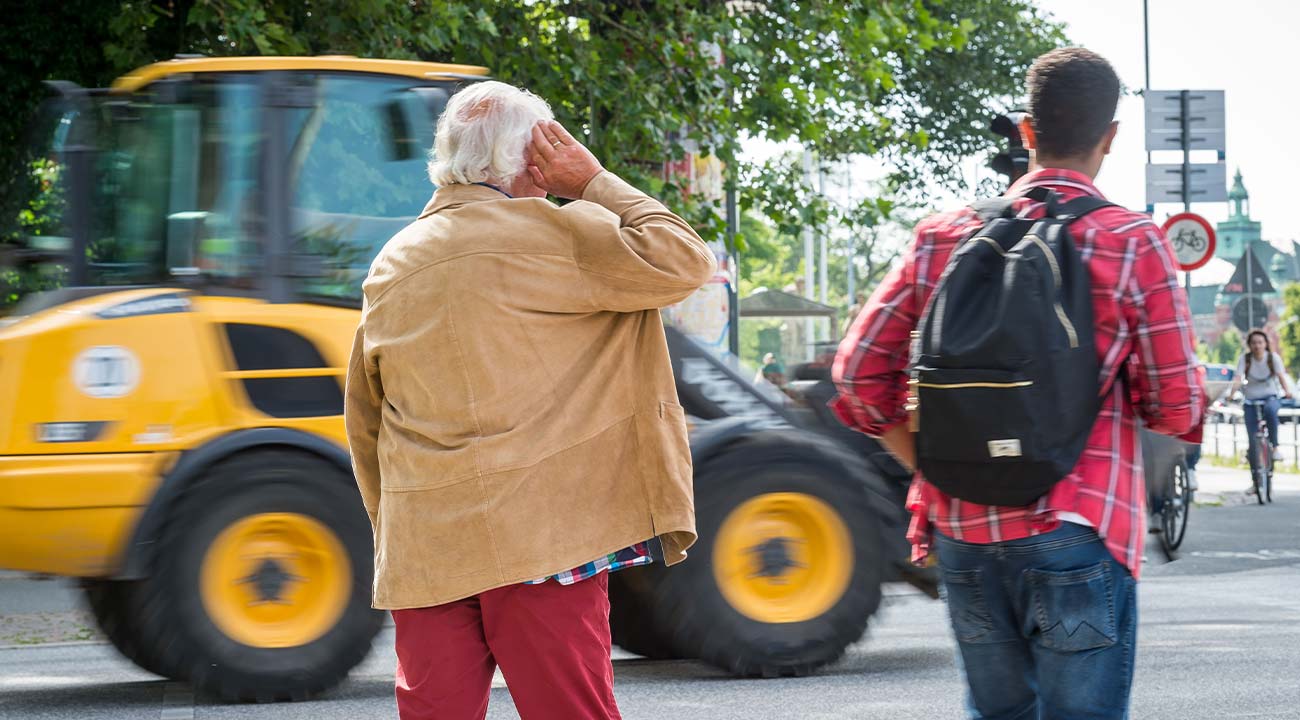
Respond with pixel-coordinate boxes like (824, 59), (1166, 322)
(3, 468), (1299, 719)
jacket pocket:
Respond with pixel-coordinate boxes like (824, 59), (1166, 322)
(377, 424), (479, 492)
(632, 401), (694, 558)
(1025, 562), (1117, 652)
(374, 477), (498, 602)
(654, 402), (692, 484)
(916, 367), (1038, 462)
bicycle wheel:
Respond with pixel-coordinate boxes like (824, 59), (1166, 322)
(1265, 449), (1274, 504)
(1255, 440), (1268, 505)
(1161, 459), (1191, 554)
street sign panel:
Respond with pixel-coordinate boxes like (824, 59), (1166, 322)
(1144, 90), (1226, 152)
(1233, 296), (1270, 334)
(1146, 162), (1227, 204)
(1162, 213), (1216, 271)
(1224, 247), (1274, 295)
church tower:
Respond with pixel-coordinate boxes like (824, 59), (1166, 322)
(1215, 169), (1261, 262)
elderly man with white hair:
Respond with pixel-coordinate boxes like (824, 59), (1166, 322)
(344, 80), (716, 719)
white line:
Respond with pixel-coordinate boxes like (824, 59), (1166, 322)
(0, 640), (107, 651)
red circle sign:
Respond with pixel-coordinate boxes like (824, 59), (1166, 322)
(1162, 212), (1216, 271)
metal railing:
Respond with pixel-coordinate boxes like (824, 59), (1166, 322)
(1203, 404), (1300, 466)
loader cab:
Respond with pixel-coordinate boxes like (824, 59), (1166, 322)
(19, 59), (476, 311)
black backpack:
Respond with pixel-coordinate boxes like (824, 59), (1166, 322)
(913, 188), (1113, 506)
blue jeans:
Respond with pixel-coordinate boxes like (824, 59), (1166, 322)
(1243, 396), (1280, 456)
(935, 522), (1138, 720)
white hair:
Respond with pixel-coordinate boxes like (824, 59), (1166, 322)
(427, 81), (554, 187)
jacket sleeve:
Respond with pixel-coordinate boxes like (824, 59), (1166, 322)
(830, 227), (923, 437)
(344, 314), (383, 528)
(1123, 224), (1207, 437)
(562, 171), (717, 312)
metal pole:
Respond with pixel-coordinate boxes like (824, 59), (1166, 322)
(726, 184), (740, 359)
(1180, 90), (1191, 215)
(1247, 245), (1256, 330)
(1144, 0), (1152, 90)
(1180, 87), (1193, 309)
(802, 149), (816, 356)
(845, 160), (855, 312)
(818, 162), (828, 308)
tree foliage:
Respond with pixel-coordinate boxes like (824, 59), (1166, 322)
(1279, 284), (1300, 377)
(1, 0), (1065, 310)
(1202, 326), (1243, 366)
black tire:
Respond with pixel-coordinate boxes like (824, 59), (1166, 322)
(648, 433), (885, 678)
(82, 579), (182, 679)
(1159, 460), (1190, 559)
(608, 567), (684, 660)
(133, 450), (383, 701)
(1265, 454), (1274, 504)
(1255, 443), (1269, 505)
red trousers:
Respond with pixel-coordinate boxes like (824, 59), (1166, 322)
(390, 572), (621, 720)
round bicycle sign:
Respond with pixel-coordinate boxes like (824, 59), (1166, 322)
(1162, 212), (1216, 271)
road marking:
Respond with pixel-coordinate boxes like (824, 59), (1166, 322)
(1189, 549), (1300, 560)
(161, 681), (194, 720)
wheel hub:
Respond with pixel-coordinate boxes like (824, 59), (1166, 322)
(747, 536), (805, 582)
(713, 492), (853, 624)
(200, 512), (351, 648)
(239, 557), (301, 605)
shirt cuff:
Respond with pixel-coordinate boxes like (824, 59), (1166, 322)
(829, 392), (907, 437)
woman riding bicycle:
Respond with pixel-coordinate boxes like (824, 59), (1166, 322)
(1230, 329), (1295, 464)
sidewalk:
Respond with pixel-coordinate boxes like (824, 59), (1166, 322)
(1190, 464), (1300, 505)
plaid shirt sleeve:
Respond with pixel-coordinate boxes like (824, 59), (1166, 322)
(830, 224), (927, 437)
(1122, 221), (1207, 437)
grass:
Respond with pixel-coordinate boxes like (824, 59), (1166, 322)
(1201, 452), (1300, 474)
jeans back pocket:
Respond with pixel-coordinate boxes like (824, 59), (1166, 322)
(942, 567), (997, 644)
(1024, 562), (1117, 652)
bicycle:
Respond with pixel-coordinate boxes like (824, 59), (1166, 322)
(1158, 454), (1192, 557)
(1143, 430), (1192, 560)
(1244, 399), (1274, 505)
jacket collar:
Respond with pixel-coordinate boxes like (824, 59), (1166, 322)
(419, 183), (514, 219)
(1007, 168), (1106, 199)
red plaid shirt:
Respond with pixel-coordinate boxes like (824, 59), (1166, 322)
(832, 169), (1205, 578)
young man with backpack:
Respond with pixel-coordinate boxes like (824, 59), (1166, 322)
(832, 48), (1205, 718)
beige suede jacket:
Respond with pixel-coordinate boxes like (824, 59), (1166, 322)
(345, 171), (717, 609)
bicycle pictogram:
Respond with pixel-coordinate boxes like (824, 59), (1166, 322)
(1172, 226), (1207, 254)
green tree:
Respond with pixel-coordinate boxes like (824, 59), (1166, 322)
(1213, 327), (1243, 366)
(2, 0), (1065, 309)
(1279, 284), (1300, 376)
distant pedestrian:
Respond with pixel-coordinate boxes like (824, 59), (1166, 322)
(833, 48), (1206, 719)
(345, 80), (715, 719)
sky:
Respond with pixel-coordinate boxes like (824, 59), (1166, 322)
(1036, 0), (1298, 244)
(743, 1), (1299, 255)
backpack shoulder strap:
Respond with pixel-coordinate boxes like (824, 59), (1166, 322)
(1055, 195), (1116, 223)
(970, 197), (1017, 223)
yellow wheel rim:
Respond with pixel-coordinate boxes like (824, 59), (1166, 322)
(712, 492), (852, 624)
(200, 512), (350, 648)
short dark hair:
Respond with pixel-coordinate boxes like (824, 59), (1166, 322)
(1026, 48), (1120, 158)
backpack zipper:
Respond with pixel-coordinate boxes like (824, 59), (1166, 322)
(1018, 234), (1080, 349)
(916, 380), (1033, 389)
